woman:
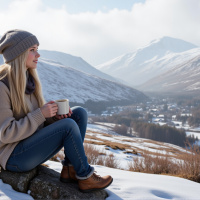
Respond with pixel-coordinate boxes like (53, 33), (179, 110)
(0, 29), (113, 193)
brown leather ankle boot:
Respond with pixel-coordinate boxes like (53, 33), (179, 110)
(60, 165), (78, 183)
(78, 172), (113, 193)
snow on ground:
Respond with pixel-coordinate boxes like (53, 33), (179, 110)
(87, 123), (119, 135)
(1, 160), (200, 200)
(44, 161), (200, 200)
(0, 161), (200, 200)
(0, 180), (33, 200)
(85, 124), (188, 170)
(94, 122), (118, 128)
(186, 129), (200, 145)
(1, 123), (200, 200)
(190, 127), (200, 131)
(186, 131), (200, 139)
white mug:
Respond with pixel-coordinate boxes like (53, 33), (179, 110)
(55, 99), (69, 115)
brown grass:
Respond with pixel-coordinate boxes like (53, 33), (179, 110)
(85, 133), (137, 151)
(100, 133), (113, 137)
(48, 132), (200, 183)
(128, 143), (200, 183)
(86, 133), (186, 158)
(49, 143), (119, 169)
(83, 143), (119, 168)
(124, 150), (138, 155)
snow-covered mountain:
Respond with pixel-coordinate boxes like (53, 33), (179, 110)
(39, 50), (119, 83)
(96, 37), (200, 86)
(138, 54), (200, 94)
(37, 58), (147, 103)
(0, 53), (147, 104)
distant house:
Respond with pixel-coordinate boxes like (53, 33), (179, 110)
(172, 121), (182, 127)
(157, 114), (164, 118)
(168, 105), (177, 110)
(181, 113), (192, 117)
(152, 118), (164, 123)
(150, 109), (158, 113)
(101, 113), (112, 116)
(172, 115), (176, 120)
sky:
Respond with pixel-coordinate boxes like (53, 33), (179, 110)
(0, 0), (200, 66)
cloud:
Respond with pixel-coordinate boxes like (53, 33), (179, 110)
(0, 0), (200, 66)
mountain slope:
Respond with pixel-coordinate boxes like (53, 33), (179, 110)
(138, 54), (200, 94)
(0, 54), (147, 104)
(96, 37), (200, 86)
(39, 50), (120, 83)
(37, 58), (147, 104)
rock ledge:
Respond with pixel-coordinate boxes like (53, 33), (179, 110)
(0, 165), (108, 200)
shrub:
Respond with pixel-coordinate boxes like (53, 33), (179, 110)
(113, 124), (128, 135)
(128, 143), (200, 183)
(84, 143), (119, 168)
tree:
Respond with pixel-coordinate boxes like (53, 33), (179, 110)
(163, 104), (168, 111)
(113, 124), (128, 136)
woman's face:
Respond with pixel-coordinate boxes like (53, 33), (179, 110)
(26, 44), (40, 69)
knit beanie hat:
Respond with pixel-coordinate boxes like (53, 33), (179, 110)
(0, 29), (39, 63)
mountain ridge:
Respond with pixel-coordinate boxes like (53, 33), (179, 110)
(37, 58), (147, 104)
(0, 52), (147, 106)
(39, 50), (121, 83)
(96, 36), (200, 86)
(138, 54), (200, 94)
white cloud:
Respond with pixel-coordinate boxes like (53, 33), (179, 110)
(0, 0), (200, 65)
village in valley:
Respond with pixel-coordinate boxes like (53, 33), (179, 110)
(87, 94), (200, 144)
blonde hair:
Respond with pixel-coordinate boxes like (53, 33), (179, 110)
(0, 50), (45, 115)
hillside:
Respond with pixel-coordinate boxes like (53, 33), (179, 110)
(37, 58), (147, 104)
(0, 55), (148, 106)
(96, 37), (200, 86)
(138, 54), (200, 94)
(39, 50), (120, 83)
(1, 123), (200, 200)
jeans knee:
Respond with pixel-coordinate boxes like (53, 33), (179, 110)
(72, 106), (88, 119)
(61, 118), (77, 128)
(61, 118), (80, 135)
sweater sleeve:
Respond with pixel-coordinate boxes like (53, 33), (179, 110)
(0, 82), (46, 144)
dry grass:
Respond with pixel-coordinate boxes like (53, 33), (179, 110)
(84, 143), (119, 168)
(85, 133), (137, 152)
(100, 133), (113, 137)
(128, 153), (178, 174)
(177, 144), (200, 182)
(86, 133), (186, 157)
(128, 143), (200, 183)
(41, 163), (49, 167)
(48, 131), (200, 183)
(123, 150), (138, 155)
(49, 143), (119, 169)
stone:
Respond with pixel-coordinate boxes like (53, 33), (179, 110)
(0, 165), (108, 200)
(0, 167), (37, 193)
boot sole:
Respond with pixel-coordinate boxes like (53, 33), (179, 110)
(79, 178), (113, 193)
(60, 177), (78, 183)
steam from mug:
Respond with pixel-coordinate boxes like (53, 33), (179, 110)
(55, 99), (69, 115)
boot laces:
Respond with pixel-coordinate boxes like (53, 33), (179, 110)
(92, 171), (101, 181)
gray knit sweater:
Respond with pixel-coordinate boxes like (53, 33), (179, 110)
(0, 81), (48, 170)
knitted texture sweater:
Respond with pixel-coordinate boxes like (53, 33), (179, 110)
(0, 81), (47, 170)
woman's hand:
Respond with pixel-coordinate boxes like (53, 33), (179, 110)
(54, 107), (73, 120)
(40, 101), (58, 118)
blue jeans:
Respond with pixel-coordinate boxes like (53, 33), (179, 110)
(6, 106), (93, 178)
